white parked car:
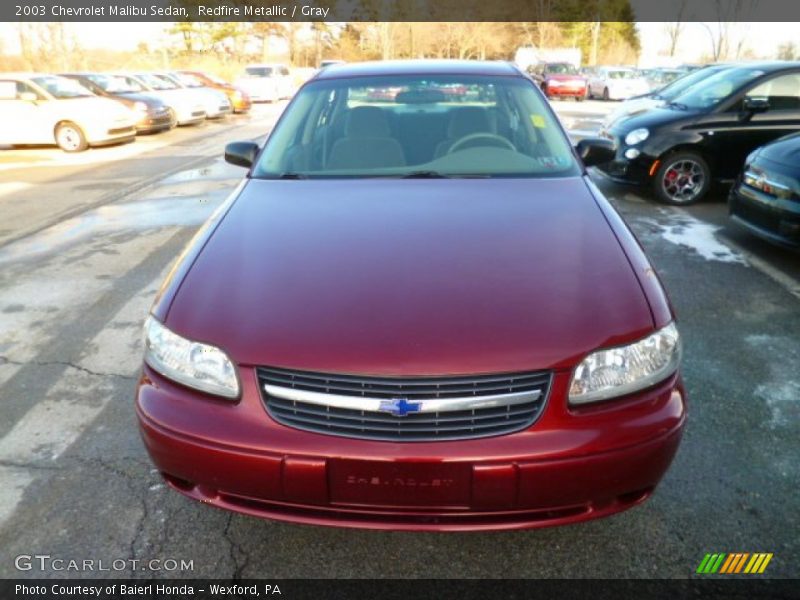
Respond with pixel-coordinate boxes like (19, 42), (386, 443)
(154, 72), (232, 119)
(587, 67), (650, 101)
(114, 73), (206, 126)
(0, 73), (137, 152)
(235, 64), (294, 102)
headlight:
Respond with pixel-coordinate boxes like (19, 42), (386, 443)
(569, 322), (681, 405)
(625, 128), (649, 145)
(133, 101), (149, 113)
(143, 316), (239, 399)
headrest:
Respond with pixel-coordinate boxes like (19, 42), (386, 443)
(344, 106), (391, 137)
(447, 107), (495, 138)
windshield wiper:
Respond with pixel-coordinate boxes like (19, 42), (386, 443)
(401, 170), (451, 179)
(273, 172), (308, 179)
(667, 101), (688, 110)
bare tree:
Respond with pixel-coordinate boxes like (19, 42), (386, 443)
(664, 0), (688, 57)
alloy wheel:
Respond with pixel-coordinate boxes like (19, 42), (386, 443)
(660, 159), (706, 204)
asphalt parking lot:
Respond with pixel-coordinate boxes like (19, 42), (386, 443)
(0, 98), (797, 579)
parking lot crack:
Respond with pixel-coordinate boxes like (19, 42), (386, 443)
(0, 355), (136, 380)
(223, 513), (251, 580)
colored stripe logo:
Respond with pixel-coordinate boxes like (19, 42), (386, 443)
(696, 553), (773, 574)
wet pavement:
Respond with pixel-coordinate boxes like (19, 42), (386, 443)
(0, 99), (797, 579)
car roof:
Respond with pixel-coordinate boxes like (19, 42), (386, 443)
(311, 60), (522, 81)
(1, 72), (60, 80)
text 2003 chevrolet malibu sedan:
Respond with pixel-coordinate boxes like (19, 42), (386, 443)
(136, 61), (686, 531)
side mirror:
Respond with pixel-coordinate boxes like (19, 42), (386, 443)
(19, 92), (39, 103)
(575, 137), (616, 167)
(224, 141), (259, 169)
(743, 97), (769, 114)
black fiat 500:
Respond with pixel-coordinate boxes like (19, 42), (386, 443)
(599, 62), (800, 205)
(729, 132), (800, 248)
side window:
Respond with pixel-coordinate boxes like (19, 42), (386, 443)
(746, 73), (800, 111)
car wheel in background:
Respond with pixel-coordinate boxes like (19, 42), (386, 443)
(602, 87), (610, 101)
(55, 122), (88, 153)
(653, 151), (711, 205)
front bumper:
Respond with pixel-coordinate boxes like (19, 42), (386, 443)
(136, 365), (686, 531)
(135, 110), (176, 133)
(729, 183), (800, 248)
(546, 85), (587, 99)
(595, 137), (658, 186)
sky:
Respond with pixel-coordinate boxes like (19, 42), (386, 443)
(1, 21), (798, 65)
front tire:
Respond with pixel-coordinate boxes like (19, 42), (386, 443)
(653, 152), (712, 205)
(55, 122), (88, 153)
(602, 87), (610, 101)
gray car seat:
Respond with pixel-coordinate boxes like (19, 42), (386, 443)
(327, 106), (406, 170)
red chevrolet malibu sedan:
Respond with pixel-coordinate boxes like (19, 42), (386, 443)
(136, 60), (686, 531)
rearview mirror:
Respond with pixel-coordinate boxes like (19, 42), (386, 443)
(575, 137), (616, 167)
(19, 92), (38, 103)
(224, 141), (260, 169)
(743, 97), (770, 114)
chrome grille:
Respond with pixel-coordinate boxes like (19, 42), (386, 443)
(256, 367), (551, 442)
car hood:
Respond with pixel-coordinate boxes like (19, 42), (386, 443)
(165, 178), (654, 375)
(755, 132), (800, 168)
(117, 91), (167, 107)
(608, 105), (697, 136)
(603, 97), (662, 127)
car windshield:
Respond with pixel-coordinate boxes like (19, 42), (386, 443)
(204, 73), (227, 85)
(172, 73), (203, 88)
(32, 76), (94, 99)
(654, 66), (728, 99)
(87, 74), (142, 94)
(607, 70), (638, 80)
(546, 63), (578, 75)
(136, 73), (178, 90)
(246, 67), (274, 77)
(670, 67), (768, 109)
(253, 74), (580, 179)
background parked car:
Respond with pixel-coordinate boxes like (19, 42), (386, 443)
(527, 62), (588, 101)
(60, 72), (175, 134)
(599, 62), (800, 205)
(176, 70), (251, 113)
(155, 72), (232, 119)
(235, 64), (293, 102)
(642, 68), (687, 92)
(603, 64), (733, 129)
(729, 132), (800, 248)
(0, 73), (136, 152)
(588, 67), (650, 101)
(114, 72), (206, 126)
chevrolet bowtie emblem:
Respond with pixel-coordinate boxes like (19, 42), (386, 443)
(378, 398), (422, 417)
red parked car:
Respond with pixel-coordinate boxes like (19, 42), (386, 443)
(528, 62), (588, 101)
(136, 60), (686, 531)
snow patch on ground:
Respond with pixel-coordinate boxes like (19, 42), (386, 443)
(746, 335), (800, 429)
(755, 382), (800, 429)
(645, 212), (746, 264)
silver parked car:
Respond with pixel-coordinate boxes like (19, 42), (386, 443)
(153, 72), (232, 119)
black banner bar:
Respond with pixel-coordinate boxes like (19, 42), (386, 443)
(5, 0), (800, 22)
(2, 579), (800, 600)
